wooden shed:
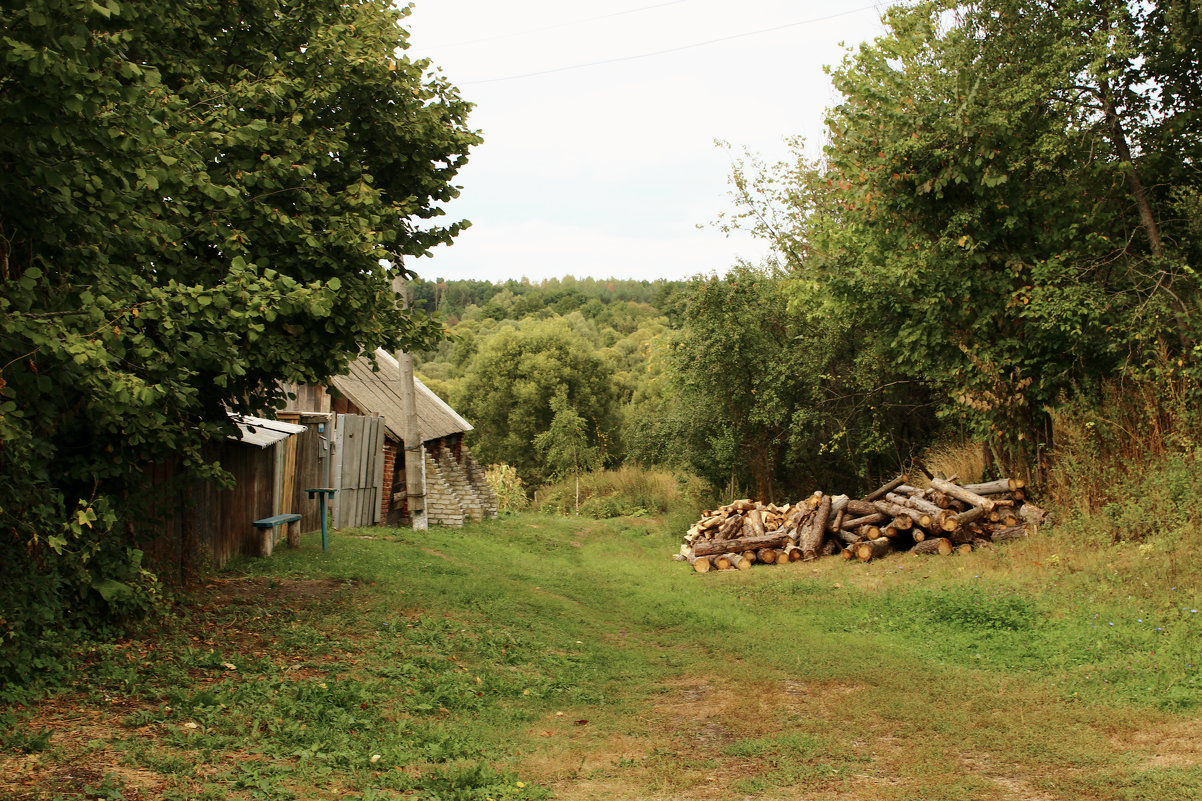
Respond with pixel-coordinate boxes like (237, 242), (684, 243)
(281, 349), (497, 528)
(142, 413), (327, 575)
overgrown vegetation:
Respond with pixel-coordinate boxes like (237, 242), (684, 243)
(2, 504), (1199, 800)
(5, 0), (1202, 748)
(0, 0), (478, 684)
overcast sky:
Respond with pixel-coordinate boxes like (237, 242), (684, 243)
(403, 0), (889, 284)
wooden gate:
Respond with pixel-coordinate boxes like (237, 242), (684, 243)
(331, 413), (385, 529)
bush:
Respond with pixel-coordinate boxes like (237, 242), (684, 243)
(484, 464), (528, 513)
(1047, 366), (1202, 539)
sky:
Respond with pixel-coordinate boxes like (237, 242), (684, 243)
(402, 0), (890, 284)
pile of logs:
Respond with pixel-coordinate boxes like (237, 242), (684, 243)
(676, 474), (1047, 573)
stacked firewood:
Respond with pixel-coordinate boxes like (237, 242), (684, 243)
(676, 475), (1047, 573)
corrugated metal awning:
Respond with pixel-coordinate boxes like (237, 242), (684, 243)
(228, 414), (308, 448)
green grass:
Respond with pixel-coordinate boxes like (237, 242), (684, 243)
(1, 513), (1200, 800)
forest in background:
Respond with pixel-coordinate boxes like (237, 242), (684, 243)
(406, 271), (936, 505)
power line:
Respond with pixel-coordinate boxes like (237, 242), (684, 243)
(426, 1), (693, 49)
(461, 3), (883, 85)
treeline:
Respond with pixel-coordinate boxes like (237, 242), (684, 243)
(412, 270), (933, 500)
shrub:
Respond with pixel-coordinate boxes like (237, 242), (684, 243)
(484, 464), (528, 513)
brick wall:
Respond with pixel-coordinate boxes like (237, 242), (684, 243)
(380, 440), (397, 525)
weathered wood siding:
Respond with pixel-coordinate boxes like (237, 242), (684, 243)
(331, 413), (385, 529)
(140, 420), (332, 577)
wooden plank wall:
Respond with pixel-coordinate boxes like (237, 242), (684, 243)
(332, 413), (384, 529)
(139, 420), (333, 576)
(286, 419), (331, 534)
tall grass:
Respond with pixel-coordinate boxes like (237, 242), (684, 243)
(535, 465), (713, 526)
(1047, 364), (1202, 540)
(485, 463), (529, 513)
(915, 439), (988, 485)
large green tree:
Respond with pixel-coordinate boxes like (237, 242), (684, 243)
(455, 318), (617, 487)
(0, 0), (479, 681)
(725, 0), (1201, 468)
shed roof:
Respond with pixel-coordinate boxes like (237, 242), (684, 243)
(330, 349), (472, 445)
(228, 414), (308, 448)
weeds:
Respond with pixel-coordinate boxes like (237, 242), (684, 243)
(536, 465), (712, 524)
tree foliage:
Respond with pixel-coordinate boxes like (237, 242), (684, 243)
(0, 0), (479, 683)
(454, 318), (617, 487)
(723, 0), (1202, 469)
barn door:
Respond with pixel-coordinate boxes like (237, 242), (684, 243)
(331, 414), (386, 529)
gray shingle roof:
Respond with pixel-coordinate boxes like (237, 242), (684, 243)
(330, 349), (472, 445)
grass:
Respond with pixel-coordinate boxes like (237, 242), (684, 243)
(1, 513), (1200, 800)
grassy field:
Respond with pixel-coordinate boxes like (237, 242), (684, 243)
(1, 512), (1200, 800)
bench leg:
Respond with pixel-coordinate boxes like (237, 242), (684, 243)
(259, 527), (274, 558)
(287, 519), (300, 549)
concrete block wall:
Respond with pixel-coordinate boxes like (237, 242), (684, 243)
(423, 450), (465, 527)
(461, 448), (499, 519)
(437, 450), (484, 522)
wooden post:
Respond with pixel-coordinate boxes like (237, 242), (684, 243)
(393, 272), (428, 531)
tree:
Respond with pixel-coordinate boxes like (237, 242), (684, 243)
(0, 0), (480, 682)
(455, 318), (617, 487)
(722, 0), (1201, 468)
(534, 391), (602, 514)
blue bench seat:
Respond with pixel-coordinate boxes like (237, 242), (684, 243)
(253, 513), (303, 557)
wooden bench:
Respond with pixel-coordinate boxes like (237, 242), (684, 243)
(252, 513), (302, 557)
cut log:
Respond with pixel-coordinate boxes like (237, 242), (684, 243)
(716, 513), (743, 540)
(910, 527), (928, 543)
(822, 539), (842, 557)
(930, 478), (996, 512)
(870, 502), (913, 526)
(962, 478), (1020, 496)
(1019, 504), (1048, 526)
(709, 554), (732, 570)
(829, 494), (850, 516)
(936, 510), (960, 533)
(928, 490), (953, 509)
(955, 506), (988, 527)
(827, 508), (846, 534)
(855, 536), (892, 562)
(991, 525), (1028, 543)
(842, 512), (887, 531)
(832, 528), (862, 546)
(897, 493), (942, 517)
(693, 532), (792, 557)
(731, 553), (753, 570)
(756, 548), (778, 565)
(856, 524), (882, 540)
(845, 499), (879, 517)
(949, 528), (976, 545)
(911, 537), (954, 556)
(687, 554), (711, 573)
(801, 494), (831, 560)
(744, 508), (767, 538)
(863, 474), (909, 502)
(955, 544), (974, 556)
